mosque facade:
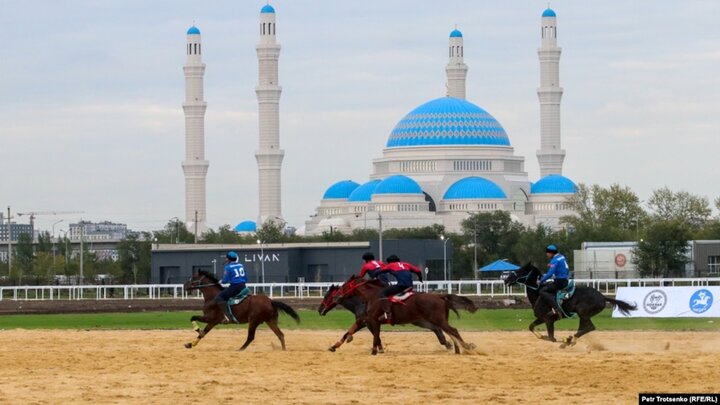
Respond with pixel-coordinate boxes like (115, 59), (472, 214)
(303, 7), (577, 235)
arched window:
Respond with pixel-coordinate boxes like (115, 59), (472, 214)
(194, 43), (197, 54)
(198, 44), (201, 54)
(263, 23), (266, 35)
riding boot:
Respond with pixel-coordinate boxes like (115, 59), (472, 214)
(378, 298), (392, 324)
(215, 297), (230, 323)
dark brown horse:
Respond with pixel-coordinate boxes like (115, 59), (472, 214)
(323, 275), (477, 355)
(183, 270), (300, 350)
(502, 263), (636, 347)
(318, 277), (474, 352)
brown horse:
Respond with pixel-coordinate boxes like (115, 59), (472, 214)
(319, 280), (471, 352)
(183, 270), (300, 350)
(324, 275), (477, 355)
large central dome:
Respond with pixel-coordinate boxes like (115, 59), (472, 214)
(386, 97), (510, 148)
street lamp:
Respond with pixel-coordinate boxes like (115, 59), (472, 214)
(257, 239), (265, 284)
(440, 235), (449, 280)
(52, 220), (63, 269)
(466, 212), (478, 279)
(378, 213), (383, 261)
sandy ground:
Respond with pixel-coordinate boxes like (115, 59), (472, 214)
(0, 328), (718, 404)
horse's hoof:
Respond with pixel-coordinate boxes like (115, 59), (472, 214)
(371, 350), (377, 356)
(378, 348), (385, 354)
(346, 335), (353, 343)
(184, 343), (192, 349)
(328, 346), (336, 352)
(468, 343), (477, 350)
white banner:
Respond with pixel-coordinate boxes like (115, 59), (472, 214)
(612, 286), (720, 318)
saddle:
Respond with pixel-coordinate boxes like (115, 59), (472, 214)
(224, 287), (251, 323)
(389, 288), (414, 304)
(554, 280), (576, 318)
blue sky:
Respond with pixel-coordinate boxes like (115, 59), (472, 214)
(2, 1), (719, 233)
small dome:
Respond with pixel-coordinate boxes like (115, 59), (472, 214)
(542, 8), (556, 18)
(187, 26), (201, 35)
(323, 180), (360, 200)
(387, 97), (510, 148)
(261, 4), (276, 13)
(443, 177), (507, 200)
(531, 174), (577, 194)
(234, 220), (257, 232)
(374, 175), (423, 195)
(348, 180), (382, 202)
(450, 29), (463, 38)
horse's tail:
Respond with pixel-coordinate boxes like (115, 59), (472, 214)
(271, 300), (301, 324)
(604, 296), (637, 316)
(442, 294), (478, 318)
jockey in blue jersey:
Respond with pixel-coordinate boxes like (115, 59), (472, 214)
(539, 244), (570, 317)
(212, 251), (248, 315)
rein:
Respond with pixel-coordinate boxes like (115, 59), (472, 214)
(186, 276), (221, 290)
(509, 270), (539, 291)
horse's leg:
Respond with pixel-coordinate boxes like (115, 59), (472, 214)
(438, 320), (475, 354)
(561, 316), (596, 348)
(239, 320), (260, 351)
(367, 321), (383, 356)
(265, 318), (286, 350)
(528, 318), (545, 340)
(185, 322), (217, 349)
(329, 320), (365, 352)
(545, 319), (557, 342)
(413, 320), (451, 350)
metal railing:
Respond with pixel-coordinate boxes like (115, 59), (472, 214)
(1, 277), (719, 301)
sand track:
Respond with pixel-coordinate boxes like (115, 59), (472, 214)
(0, 329), (718, 404)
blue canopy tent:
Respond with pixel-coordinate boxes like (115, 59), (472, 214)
(479, 259), (520, 273)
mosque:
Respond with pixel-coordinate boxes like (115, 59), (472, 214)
(184, 5), (578, 236)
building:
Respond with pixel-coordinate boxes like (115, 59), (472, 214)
(68, 221), (128, 242)
(573, 240), (720, 279)
(0, 213), (34, 243)
(182, 25), (209, 234)
(151, 239), (451, 284)
(302, 7), (576, 235)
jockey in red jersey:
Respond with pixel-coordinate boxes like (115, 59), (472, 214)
(357, 252), (389, 284)
(377, 255), (423, 324)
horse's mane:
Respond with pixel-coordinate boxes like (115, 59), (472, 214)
(198, 270), (220, 284)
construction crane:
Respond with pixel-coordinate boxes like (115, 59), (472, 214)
(16, 211), (84, 228)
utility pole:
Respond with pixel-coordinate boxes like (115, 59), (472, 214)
(79, 224), (84, 285)
(194, 210), (198, 244)
(7, 206), (11, 276)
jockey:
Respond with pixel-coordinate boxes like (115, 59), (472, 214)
(357, 252), (389, 284)
(213, 251), (248, 317)
(377, 255), (423, 324)
(538, 244), (570, 317)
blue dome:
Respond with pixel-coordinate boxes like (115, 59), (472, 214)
(234, 220), (257, 232)
(187, 26), (201, 35)
(387, 97), (510, 148)
(261, 4), (275, 13)
(531, 174), (577, 194)
(443, 177), (507, 200)
(323, 180), (360, 200)
(450, 29), (463, 38)
(348, 180), (382, 202)
(542, 8), (556, 18)
(374, 175), (423, 195)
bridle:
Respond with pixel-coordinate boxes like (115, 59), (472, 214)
(185, 275), (219, 290)
(321, 278), (368, 310)
(504, 269), (539, 291)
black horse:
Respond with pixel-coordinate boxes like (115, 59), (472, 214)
(502, 263), (637, 347)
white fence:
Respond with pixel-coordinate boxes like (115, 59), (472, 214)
(1, 277), (719, 301)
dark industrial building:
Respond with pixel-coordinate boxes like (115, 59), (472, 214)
(151, 239), (452, 284)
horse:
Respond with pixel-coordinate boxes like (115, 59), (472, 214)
(321, 275), (478, 355)
(501, 262), (637, 347)
(183, 270), (300, 350)
(318, 277), (472, 352)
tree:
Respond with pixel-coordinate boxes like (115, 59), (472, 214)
(648, 187), (711, 230)
(14, 233), (34, 284)
(562, 183), (646, 241)
(512, 225), (554, 267)
(117, 233), (151, 284)
(633, 220), (691, 278)
(255, 221), (286, 244)
(461, 211), (523, 276)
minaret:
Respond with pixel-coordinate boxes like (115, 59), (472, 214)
(255, 4), (284, 225)
(536, 8), (565, 177)
(446, 28), (468, 99)
(182, 25), (209, 233)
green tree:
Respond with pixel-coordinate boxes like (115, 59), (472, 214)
(512, 225), (554, 266)
(562, 183), (646, 241)
(633, 220), (691, 278)
(648, 187), (712, 230)
(117, 233), (151, 284)
(461, 211), (523, 276)
(255, 221), (286, 244)
(14, 233), (34, 284)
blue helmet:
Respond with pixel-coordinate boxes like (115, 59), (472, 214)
(226, 251), (239, 262)
(546, 244), (558, 254)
